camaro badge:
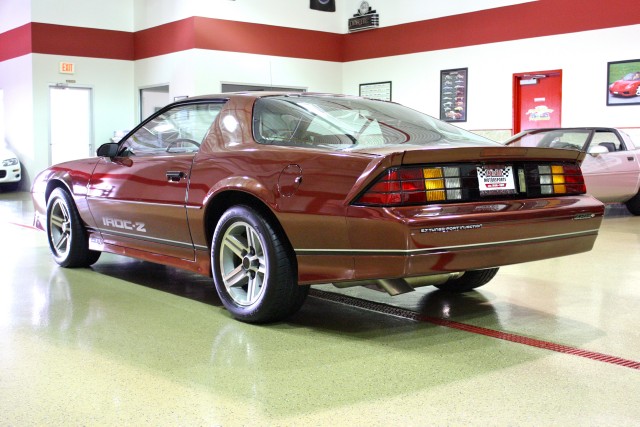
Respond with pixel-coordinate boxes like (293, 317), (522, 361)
(421, 224), (482, 233)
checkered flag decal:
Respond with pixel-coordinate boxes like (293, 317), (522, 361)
(477, 166), (510, 178)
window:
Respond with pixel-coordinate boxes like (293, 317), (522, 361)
(252, 96), (492, 150)
(591, 131), (624, 152)
(121, 103), (224, 156)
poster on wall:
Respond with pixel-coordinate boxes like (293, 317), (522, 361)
(440, 68), (467, 122)
(607, 59), (640, 106)
(359, 81), (392, 101)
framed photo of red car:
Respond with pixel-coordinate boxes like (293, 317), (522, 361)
(607, 59), (640, 106)
(440, 68), (468, 122)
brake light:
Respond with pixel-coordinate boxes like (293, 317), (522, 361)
(354, 162), (586, 207)
(537, 164), (586, 195)
(355, 166), (463, 206)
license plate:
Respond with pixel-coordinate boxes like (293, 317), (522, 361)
(477, 165), (517, 196)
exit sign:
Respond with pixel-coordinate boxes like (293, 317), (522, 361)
(59, 62), (75, 74)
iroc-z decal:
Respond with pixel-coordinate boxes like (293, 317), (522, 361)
(102, 217), (147, 233)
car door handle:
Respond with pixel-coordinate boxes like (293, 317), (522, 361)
(166, 171), (186, 182)
(628, 157), (634, 162)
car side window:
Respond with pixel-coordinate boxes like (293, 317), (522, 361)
(120, 103), (223, 156)
(591, 131), (625, 152)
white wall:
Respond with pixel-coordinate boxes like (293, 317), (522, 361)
(134, 0), (348, 33)
(31, 55), (136, 165)
(0, 55), (34, 188)
(134, 49), (343, 119)
(0, 0), (31, 33)
(342, 24), (640, 141)
(132, 0), (538, 34)
(0, 53), (135, 188)
(31, 0), (133, 31)
(341, 0), (537, 31)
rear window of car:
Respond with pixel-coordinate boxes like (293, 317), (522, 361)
(252, 96), (494, 150)
(506, 130), (591, 151)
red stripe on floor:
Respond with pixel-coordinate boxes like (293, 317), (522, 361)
(310, 289), (640, 371)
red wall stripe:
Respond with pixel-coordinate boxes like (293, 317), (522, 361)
(30, 22), (134, 60)
(1, 0), (638, 63)
(192, 17), (343, 62)
(134, 17), (196, 60)
(0, 23), (32, 62)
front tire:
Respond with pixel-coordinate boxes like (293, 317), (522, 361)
(434, 268), (499, 293)
(46, 187), (101, 267)
(211, 205), (308, 323)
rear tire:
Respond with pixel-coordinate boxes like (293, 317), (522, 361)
(46, 187), (101, 267)
(625, 191), (640, 215)
(211, 205), (308, 323)
(434, 268), (499, 293)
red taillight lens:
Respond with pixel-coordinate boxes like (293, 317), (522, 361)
(355, 166), (463, 206)
(354, 162), (586, 207)
(537, 164), (586, 195)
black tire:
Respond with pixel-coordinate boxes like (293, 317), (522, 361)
(46, 187), (101, 267)
(434, 268), (499, 293)
(211, 205), (308, 323)
(625, 191), (640, 215)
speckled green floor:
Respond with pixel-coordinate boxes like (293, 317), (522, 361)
(1, 191), (639, 425)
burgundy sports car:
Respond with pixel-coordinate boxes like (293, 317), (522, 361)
(609, 71), (640, 97)
(32, 93), (604, 323)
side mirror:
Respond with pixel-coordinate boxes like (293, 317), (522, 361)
(97, 143), (119, 158)
(588, 145), (609, 156)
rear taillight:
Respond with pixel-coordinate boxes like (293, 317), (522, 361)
(536, 164), (586, 195)
(355, 166), (463, 206)
(354, 162), (587, 207)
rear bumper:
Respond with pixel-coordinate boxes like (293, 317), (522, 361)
(296, 195), (604, 284)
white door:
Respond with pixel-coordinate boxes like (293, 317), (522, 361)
(49, 86), (93, 165)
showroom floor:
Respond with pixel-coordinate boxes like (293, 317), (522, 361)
(1, 190), (639, 425)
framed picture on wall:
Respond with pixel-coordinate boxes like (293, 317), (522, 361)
(439, 68), (467, 122)
(359, 81), (392, 101)
(607, 59), (640, 106)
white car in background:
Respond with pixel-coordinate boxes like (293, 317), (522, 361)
(0, 147), (21, 191)
(505, 127), (640, 215)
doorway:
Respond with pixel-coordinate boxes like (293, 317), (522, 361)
(49, 86), (93, 165)
(513, 70), (562, 134)
(140, 85), (170, 121)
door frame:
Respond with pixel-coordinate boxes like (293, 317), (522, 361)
(512, 69), (562, 135)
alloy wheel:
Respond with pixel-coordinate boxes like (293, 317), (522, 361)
(219, 221), (268, 306)
(48, 198), (71, 258)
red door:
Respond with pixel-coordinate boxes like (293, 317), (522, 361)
(513, 70), (562, 134)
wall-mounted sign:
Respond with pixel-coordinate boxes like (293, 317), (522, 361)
(606, 58), (640, 106)
(348, 1), (379, 32)
(359, 81), (392, 101)
(59, 62), (75, 74)
(439, 68), (468, 122)
(526, 105), (554, 121)
(310, 0), (336, 12)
